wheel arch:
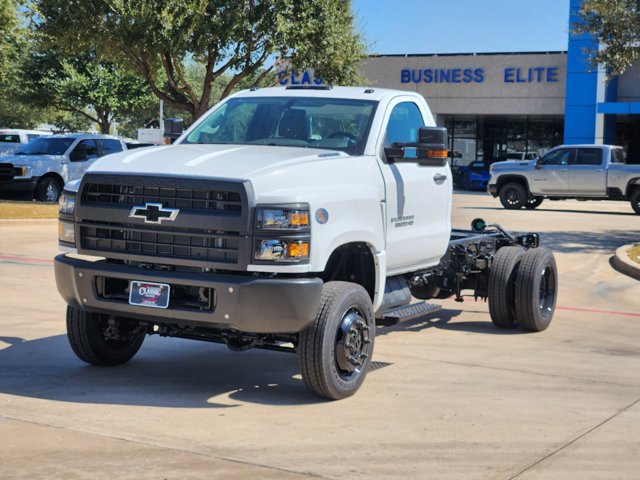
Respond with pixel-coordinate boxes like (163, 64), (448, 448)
(318, 242), (379, 305)
(38, 172), (65, 189)
(496, 174), (531, 194)
(625, 178), (640, 198)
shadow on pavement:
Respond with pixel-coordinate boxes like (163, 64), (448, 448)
(0, 334), (324, 408)
(461, 205), (637, 217)
(377, 308), (530, 336)
(539, 230), (640, 254)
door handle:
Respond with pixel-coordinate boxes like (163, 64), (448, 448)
(433, 173), (447, 185)
(560, 169), (568, 172)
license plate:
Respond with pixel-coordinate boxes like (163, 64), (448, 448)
(129, 281), (170, 309)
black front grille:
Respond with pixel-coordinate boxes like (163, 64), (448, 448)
(0, 163), (15, 181)
(82, 183), (242, 214)
(80, 222), (240, 264)
(76, 174), (251, 269)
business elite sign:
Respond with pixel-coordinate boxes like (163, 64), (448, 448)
(400, 66), (559, 84)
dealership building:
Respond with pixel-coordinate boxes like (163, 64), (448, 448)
(281, 0), (640, 165)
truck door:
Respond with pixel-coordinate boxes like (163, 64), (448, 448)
(378, 99), (452, 273)
(531, 147), (574, 194)
(568, 147), (606, 196)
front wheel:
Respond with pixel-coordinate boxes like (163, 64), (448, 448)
(630, 189), (640, 215)
(515, 248), (558, 332)
(298, 282), (375, 400)
(66, 306), (146, 366)
(34, 176), (62, 202)
(499, 182), (527, 209)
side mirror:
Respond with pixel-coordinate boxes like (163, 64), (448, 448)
(70, 149), (87, 162)
(384, 126), (449, 167)
(535, 159), (542, 169)
(164, 117), (184, 143)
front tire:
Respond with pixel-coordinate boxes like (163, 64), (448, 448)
(630, 189), (640, 215)
(34, 176), (62, 202)
(515, 248), (558, 332)
(298, 282), (375, 400)
(66, 306), (146, 366)
(488, 246), (524, 329)
(499, 182), (527, 209)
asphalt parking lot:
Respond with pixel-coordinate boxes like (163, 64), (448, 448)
(1, 193), (639, 480)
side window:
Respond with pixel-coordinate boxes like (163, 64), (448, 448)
(26, 134), (42, 142)
(575, 148), (603, 166)
(70, 140), (99, 162)
(99, 139), (124, 157)
(541, 148), (573, 166)
(384, 102), (425, 147)
(611, 149), (626, 164)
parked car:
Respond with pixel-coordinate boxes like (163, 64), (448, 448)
(0, 133), (126, 201)
(488, 144), (640, 213)
(0, 129), (51, 157)
(503, 151), (539, 161)
(456, 160), (493, 190)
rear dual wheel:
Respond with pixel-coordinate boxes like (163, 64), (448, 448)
(488, 247), (557, 332)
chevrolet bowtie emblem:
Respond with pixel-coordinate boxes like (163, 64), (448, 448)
(129, 203), (179, 224)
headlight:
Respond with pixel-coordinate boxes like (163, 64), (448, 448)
(255, 239), (310, 262)
(59, 192), (76, 215)
(58, 221), (76, 244)
(255, 206), (310, 230)
(13, 165), (31, 178)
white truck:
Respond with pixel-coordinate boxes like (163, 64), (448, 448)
(488, 144), (640, 214)
(0, 133), (126, 201)
(54, 86), (557, 400)
(0, 129), (51, 157)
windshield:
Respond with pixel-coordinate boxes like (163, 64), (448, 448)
(16, 137), (75, 155)
(182, 96), (378, 155)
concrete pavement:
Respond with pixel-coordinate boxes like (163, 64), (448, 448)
(0, 194), (639, 479)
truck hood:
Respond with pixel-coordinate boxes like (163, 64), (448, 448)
(89, 144), (350, 180)
(491, 159), (536, 170)
(0, 153), (65, 164)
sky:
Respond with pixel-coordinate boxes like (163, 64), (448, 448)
(352, 0), (571, 55)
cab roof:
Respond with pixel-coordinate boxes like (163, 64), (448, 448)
(233, 86), (422, 102)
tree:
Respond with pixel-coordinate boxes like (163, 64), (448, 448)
(33, 0), (367, 122)
(23, 49), (157, 133)
(576, 0), (640, 76)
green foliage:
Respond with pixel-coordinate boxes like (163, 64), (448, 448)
(22, 48), (156, 133)
(576, 0), (640, 77)
(33, 0), (367, 121)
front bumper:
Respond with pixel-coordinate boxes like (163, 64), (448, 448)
(54, 254), (323, 334)
(487, 184), (498, 197)
(0, 178), (38, 195)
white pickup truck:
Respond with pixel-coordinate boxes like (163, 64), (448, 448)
(54, 86), (557, 399)
(488, 144), (640, 214)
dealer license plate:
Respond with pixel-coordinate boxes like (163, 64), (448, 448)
(129, 281), (170, 309)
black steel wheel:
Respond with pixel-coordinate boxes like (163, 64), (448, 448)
(525, 197), (544, 209)
(499, 182), (527, 209)
(488, 246), (524, 329)
(298, 281), (375, 400)
(66, 306), (146, 366)
(515, 248), (558, 332)
(630, 189), (640, 215)
(34, 176), (62, 202)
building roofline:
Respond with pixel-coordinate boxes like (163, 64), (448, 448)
(368, 51), (567, 58)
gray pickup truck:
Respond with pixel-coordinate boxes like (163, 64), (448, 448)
(488, 144), (640, 214)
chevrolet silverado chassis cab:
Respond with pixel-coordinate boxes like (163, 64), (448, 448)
(54, 87), (557, 400)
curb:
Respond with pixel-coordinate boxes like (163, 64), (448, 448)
(613, 244), (640, 281)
